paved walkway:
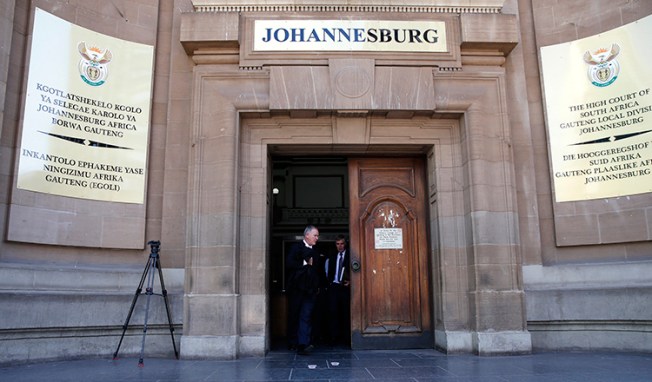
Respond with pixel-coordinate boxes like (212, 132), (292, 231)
(1, 346), (651, 381)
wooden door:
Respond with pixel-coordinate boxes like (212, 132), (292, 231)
(348, 158), (433, 349)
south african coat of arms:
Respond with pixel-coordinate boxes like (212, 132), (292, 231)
(78, 41), (112, 86)
(582, 43), (621, 87)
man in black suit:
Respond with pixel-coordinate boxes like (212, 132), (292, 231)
(285, 225), (320, 355)
(325, 234), (350, 346)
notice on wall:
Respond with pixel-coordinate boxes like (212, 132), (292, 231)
(16, 8), (154, 204)
(540, 15), (652, 202)
(374, 228), (403, 249)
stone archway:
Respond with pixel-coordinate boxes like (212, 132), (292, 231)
(180, 60), (530, 358)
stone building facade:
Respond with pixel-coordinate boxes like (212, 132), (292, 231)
(1, 0), (651, 364)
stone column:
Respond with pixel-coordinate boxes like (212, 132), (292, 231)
(433, 67), (532, 355)
(181, 65), (269, 359)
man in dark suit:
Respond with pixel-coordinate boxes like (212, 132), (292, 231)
(285, 225), (320, 355)
(325, 234), (350, 346)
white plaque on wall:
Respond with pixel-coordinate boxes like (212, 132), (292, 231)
(374, 228), (403, 249)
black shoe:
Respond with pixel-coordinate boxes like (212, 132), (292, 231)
(297, 344), (314, 355)
(288, 344), (297, 351)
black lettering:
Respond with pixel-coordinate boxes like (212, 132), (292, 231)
(423, 29), (439, 43)
(394, 29), (406, 43)
(408, 29), (422, 43)
(367, 28), (378, 42)
(380, 29), (391, 42)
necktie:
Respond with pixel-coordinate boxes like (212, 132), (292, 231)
(336, 253), (344, 282)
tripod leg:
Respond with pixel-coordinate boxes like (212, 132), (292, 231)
(113, 258), (151, 360)
(156, 256), (179, 359)
(138, 256), (157, 367)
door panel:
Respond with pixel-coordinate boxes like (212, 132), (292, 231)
(349, 158), (432, 349)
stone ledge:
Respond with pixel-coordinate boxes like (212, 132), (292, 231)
(526, 287), (652, 321)
(473, 330), (532, 355)
(0, 326), (181, 366)
(435, 330), (532, 355)
(0, 264), (184, 293)
(435, 330), (473, 353)
(180, 335), (238, 359)
(528, 322), (652, 353)
(0, 291), (183, 329)
(523, 263), (652, 291)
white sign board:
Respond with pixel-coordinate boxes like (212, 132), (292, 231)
(374, 228), (403, 249)
(254, 20), (447, 53)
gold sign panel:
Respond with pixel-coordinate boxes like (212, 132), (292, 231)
(541, 15), (652, 202)
(16, 8), (154, 204)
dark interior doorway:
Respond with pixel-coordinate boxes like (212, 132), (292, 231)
(269, 156), (351, 349)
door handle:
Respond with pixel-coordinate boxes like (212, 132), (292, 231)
(351, 260), (361, 272)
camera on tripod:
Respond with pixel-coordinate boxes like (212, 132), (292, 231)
(147, 240), (160, 254)
(113, 239), (178, 366)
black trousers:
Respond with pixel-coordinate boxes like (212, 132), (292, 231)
(287, 289), (316, 347)
(327, 283), (350, 344)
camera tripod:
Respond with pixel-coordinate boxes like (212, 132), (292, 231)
(113, 240), (179, 366)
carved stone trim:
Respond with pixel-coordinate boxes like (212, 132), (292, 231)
(334, 66), (372, 99)
(193, 5), (501, 14)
